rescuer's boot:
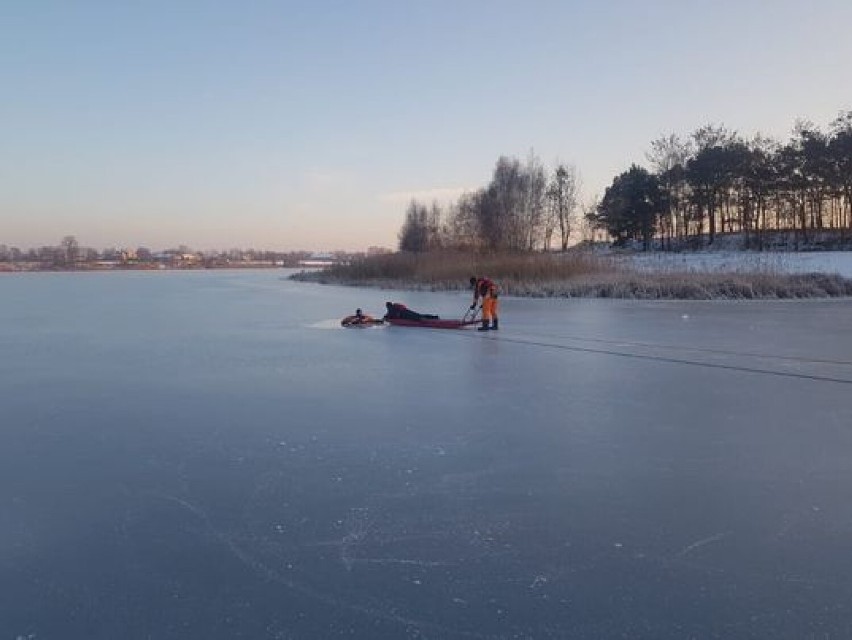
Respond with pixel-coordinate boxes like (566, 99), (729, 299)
(491, 318), (499, 331)
(478, 319), (490, 331)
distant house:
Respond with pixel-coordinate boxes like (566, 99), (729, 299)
(155, 249), (202, 267)
(298, 252), (336, 267)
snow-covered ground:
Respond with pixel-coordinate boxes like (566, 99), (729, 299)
(621, 250), (852, 277)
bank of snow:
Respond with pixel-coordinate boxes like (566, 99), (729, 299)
(621, 250), (852, 279)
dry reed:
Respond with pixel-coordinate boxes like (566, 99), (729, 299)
(291, 251), (852, 300)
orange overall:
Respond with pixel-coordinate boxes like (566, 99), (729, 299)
(473, 277), (499, 328)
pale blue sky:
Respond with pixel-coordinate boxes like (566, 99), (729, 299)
(2, 0), (851, 251)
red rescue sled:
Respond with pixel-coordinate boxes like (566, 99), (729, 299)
(384, 317), (479, 329)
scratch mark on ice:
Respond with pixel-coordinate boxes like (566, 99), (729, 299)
(676, 532), (731, 558)
(162, 496), (486, 638)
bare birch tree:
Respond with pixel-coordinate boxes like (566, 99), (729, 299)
(546, 164), (579, 251)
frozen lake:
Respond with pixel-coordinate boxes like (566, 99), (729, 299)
(2, 270), (852, 638)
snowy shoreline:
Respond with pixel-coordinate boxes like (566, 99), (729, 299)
(619, 250), (852, 279)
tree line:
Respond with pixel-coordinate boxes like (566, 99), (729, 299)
(0, 236), (332, 268)
(590, 112), (852, 250)
(398, 111), (852, 253)
(398, 152), (581, 253)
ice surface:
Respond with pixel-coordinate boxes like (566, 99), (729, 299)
(1, 270), (852, 638)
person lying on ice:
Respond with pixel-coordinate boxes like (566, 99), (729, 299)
(383, 302), (440, 321)
(351, 308), (373, 324)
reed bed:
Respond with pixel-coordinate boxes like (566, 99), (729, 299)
(290, 251), (852, 300)
(301, 250), (613, 285)
(508, 272), (852, 299)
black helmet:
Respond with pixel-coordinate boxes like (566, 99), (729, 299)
(469, 276), (477, 287)
(356, 308), (362, 315)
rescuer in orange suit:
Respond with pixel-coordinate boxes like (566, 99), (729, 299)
(470, 276), (499, 331)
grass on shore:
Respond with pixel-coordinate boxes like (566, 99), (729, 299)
(290, 250), (852, 300)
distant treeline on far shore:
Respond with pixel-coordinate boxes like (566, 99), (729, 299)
(396, 111), (852, 254)
(0, 237), (388, 272)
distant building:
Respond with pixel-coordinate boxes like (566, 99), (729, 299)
(298, 252), (336, 267)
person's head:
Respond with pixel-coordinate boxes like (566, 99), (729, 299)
(469, 276), (477, 288)
(385, 301), (393, 310)
(356, 308), (363, 316)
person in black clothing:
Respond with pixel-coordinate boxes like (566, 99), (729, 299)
(384, 302), (439, 321)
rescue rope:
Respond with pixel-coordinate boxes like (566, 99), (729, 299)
(509, 330), (852, 368)
(451, 331), (852, 386)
